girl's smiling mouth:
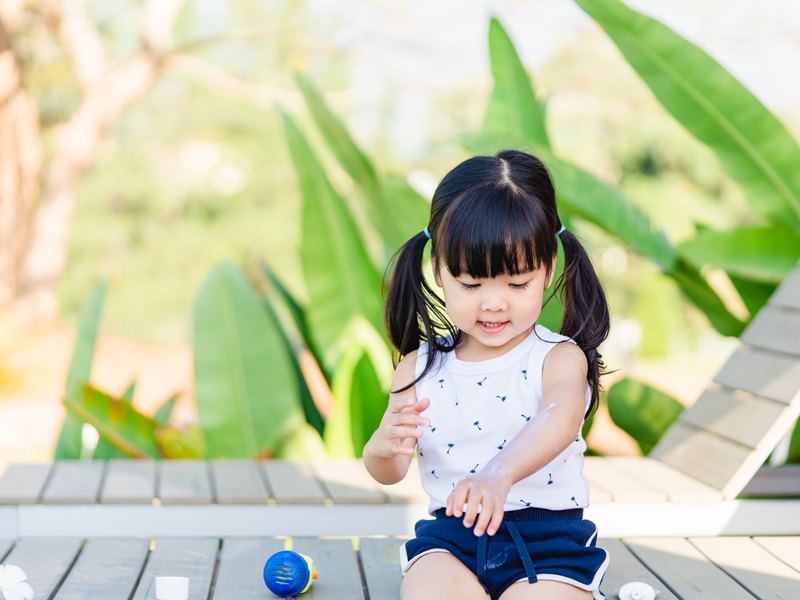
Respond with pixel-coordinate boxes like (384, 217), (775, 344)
(479, 320), (508, 334)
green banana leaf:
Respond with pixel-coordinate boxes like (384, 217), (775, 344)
(325, 346), (385, 458)
(295, 75), (429, 255)
(55, 281), (107, 460)
(93, 380), (138, 459)
(273, 421), (330, 460)
(678, 224), (800, 284)
(728, 275), (777, 318)
(156, 424), (206, 459)
(193, 261), (305, 458)
(787, 421), (800, 464)
(65, 384), (160, 458)
(574, 0), (800, 235)
(154, 394), (178, 427)
(606, 377), (684, 455)
(538, 234), (565, 332)
(484, 18), (550, 149)
(281, 111), (385, 370)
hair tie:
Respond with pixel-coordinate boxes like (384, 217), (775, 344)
(423, 227), (431, 240)
(556, 225), (566, 236)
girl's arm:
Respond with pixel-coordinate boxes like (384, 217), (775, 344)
(363, 350), (431, 485)
(446, 341), (587, 536)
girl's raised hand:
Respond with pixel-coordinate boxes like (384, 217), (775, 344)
(446, 468), (511, 537)
(368, 396), (431, 458)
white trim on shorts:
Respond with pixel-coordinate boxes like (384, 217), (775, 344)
(399, 542), (452, 576)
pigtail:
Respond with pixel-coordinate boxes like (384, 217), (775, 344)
(556, 229), (610, 416)
(384, 231), (457, 393)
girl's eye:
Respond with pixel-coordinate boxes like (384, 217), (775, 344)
(459, 282), (480, 290)
(510, 282), (530, 290)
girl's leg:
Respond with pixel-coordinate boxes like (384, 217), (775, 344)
(400, 552), (489, 600)
(499, 580), (594, 600)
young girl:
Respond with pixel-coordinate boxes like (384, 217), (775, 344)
(363, 150), (610, 600)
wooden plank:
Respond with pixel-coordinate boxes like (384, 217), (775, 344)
(375, 460), (428, 504)
(624, 537), (755, 599)
(0, 464), (52, 504)
(131, 538), (218, 600)
(0, 539), (15, 561)
(607, 457), (723, 502)
(291, 538), (364, 599)
(42, 461), (104, 504)
(679, 388), (788, 449)
(740, 465), (800, 497)
(261, 461), (327, 504)
(313, 460), (386, 504)
(359, 538), (404, 600)
(588, 479), (614, 504)
(212, 538), (285, 599)
(771, 267), (800, 310)
(741, 306), (800, 357)
(2, 538), (84, 599)
(690, 536), (800, 600)
(753, 537), (800, 572)
(211, 460), (271, 504)
(53, 538), (150, 600)
(650, 422), (752, 491)
(714, 346), (800, 404)
(159, 460), (213, 504)
(101, 460), (156, 504)
(582, 457), (667, 502)
(597, 539), (678, 600)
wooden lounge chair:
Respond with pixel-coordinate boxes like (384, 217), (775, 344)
(1, 263), (799, 538)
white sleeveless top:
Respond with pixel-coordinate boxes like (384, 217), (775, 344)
(414, 325), (591, 515)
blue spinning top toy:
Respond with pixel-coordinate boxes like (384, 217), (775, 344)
(263, 550), (318, 597)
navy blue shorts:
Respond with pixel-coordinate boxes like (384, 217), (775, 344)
(400, 507), (608, 600)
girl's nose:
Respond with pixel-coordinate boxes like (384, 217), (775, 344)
(480, 292), (507, 312)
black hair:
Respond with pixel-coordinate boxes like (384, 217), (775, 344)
(384, 150), (610, 416)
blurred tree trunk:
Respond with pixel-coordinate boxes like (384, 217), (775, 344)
(0, 0), (189, 324)
(0, 13), (43, 312)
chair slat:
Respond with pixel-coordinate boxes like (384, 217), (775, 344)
(597, 539), (678, 600)
(101, 460), (156, 504)
(690, 536), (800, 600)
(714, 346), (800, 404)
(607, 457), (723, 502)
(649, 422), (753, 492)
(0, 464), (52, 504)
(753, 536), (800, 572)
(0, 538), (15, 561)
(2, 538), (84, 599)
(211, 460), (271, 504)
(42, 461), (104, 504)
(313, 460), (386, 504)
(375, 460), (428, 504)
(679, 389), (788, 449)
(770, 267), (800, 310)
(583, 458), (667, 502)
(131, 538), (218, 600)
(159, 460), (213, 504)
(740, 465), (800, 497)
(291, 538), (364, 599)
(741, 306), (800, 357)
(53, 538), (150, 600)
(588, 479), (614, 504)
(261, 460), (327, 504)
(624, 537), (755, 599)
(359, 538), (404, 600)
(212, 538), (285, 599)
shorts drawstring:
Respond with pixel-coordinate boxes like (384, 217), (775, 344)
(477, 521), (538, 591)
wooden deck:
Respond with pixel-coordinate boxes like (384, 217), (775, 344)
(1, 534), (800, 599)
(1, 459), (800, 538)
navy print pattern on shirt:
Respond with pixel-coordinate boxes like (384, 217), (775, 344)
(438, 379), (444, 388)
(447, 443), (455, 454)
(520, 499), (531, 507)
(496, 395), (506, 402)
(547, 474), (553, 485)
(571, 496), (579, 506)
(473, 421), (482, 431)
(497, 439), (506, 450)
(431, 470), (439, 479)
(521, 414), (531, 422)
(477, 377), (487, 386)
(470, 464), (479, 474)
(521, 370), (528, 380)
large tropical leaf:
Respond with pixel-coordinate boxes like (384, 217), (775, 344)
(193, 261), (305, 458)
(295, 75), (429, 254)
(273, 422), (329, 461)
(606, 377), (684, 455)
(575, 0), (800, 235)
(54, 281), (107, 460)
(484, 18), (550, 149)
(92, 380), (136, 459)
(325, 346), (385, 458)
(728, 275), (777, 318)
(678, 224), (800, 284)
(281, 111), (385, 369)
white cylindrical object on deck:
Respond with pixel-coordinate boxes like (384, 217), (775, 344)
(617, 581), (657, 600)
(155, 576), (189, 600)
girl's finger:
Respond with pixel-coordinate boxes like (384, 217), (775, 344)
(390, 413), (429, 427)
(473, 493), (494, 536)
(463, 486), (482, 529)
(391, 397), (416, 413)
(389, 426), (423, 439)
(451, 481), (469, 518)
(487, 500), (505, 536)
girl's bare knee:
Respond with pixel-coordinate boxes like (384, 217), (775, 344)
(499, 579), (594, 600)
(400, 552), (488, 600)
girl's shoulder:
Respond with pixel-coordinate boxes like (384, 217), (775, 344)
(532, 323), (576, 347)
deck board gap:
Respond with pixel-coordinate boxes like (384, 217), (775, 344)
(356, 549), (370, 600)
(127, 546), (153, 600)
(204, 542), (223, 600)
(48, 539), (87, 600)
(621, 539), (694, 600)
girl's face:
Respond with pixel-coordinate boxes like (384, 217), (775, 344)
(434, 258), (554, 359)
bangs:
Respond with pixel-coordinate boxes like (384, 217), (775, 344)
(435, 183), (556, 279)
